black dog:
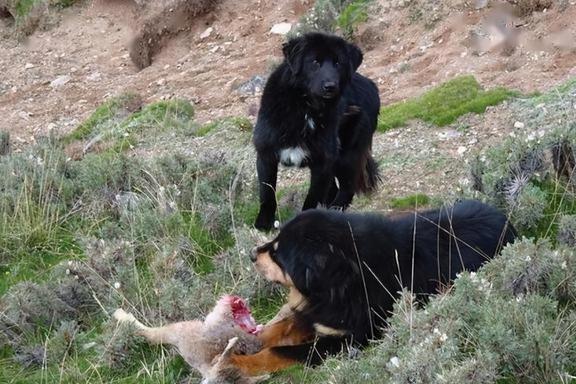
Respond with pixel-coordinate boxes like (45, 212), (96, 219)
(231, 200), (516, 375)
(252, 32), (381, 231)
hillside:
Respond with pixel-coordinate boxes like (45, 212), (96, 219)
(1, 0), (576, 383)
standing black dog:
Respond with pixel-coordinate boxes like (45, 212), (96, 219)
(253, 32), (381, 231)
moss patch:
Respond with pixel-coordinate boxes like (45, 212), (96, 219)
(378, 75), (517, 132)
(63, 93), (142, 144)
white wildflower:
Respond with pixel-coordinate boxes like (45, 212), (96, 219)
(389, 356), (400, 368)
(114, 282), (121, 289)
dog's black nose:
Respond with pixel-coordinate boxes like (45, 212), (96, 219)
(322, 82), (337, 93)
(250, 247), (258, 262)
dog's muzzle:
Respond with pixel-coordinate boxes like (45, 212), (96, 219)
(322, 82), (338, 98)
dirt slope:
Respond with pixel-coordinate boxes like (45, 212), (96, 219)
(0, 0), (574, 152)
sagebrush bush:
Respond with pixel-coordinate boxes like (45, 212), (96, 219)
(306, 238), (576, 384)
(469, 79), (576, 237)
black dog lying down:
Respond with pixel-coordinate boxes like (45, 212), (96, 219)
(230, 200), (517, 375)
(253, 32), (381, 231)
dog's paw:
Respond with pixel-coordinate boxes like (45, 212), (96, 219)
(113, 308), (137, 323)
(254, 212), (274, 231)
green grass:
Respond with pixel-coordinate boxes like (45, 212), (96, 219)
(389, 193), (431, 209)
(120, 99), (194, 133)
(63, 93), (141, 144)
(14, 0), (38, 17)
(337, 0), (370, 38)
(13, 0), (79, 18)
(197, 116), (253, 137)
(520, 179), (576, 241)
(378, 75), (518, 132)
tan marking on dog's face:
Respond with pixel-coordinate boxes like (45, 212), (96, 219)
(252, 243), (292, 286)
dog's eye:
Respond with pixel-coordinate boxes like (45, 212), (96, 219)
(334, 60), (340, 66)
(312, 59), (320, 68)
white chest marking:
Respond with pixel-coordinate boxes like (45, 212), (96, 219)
(305, 113), (316, 131)
(280, 146), (309, 167)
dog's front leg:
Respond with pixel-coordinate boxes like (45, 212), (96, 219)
(302, 164), (333, 210)
(303, 132), (338, 210)
(255, 151), (279, 231)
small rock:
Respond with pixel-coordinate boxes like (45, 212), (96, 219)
(25, 63), (35, 69)
(514, 121), (525, 129)
(437, 130), (461, 140)
(50, 75), (72, 88)
(18, 111), (32, 120)
(270, 22), (292, 35)
(200, 27), (213, 39)
(474, 0), (489, 9)
(235, 75), (267, 96)
(457, 146), (467, 156)
(210, 46), (220, 53)
(86, 72), (101, 82)
(156, 78), (166, 86)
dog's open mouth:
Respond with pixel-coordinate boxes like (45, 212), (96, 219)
(228, 296), (262, 335)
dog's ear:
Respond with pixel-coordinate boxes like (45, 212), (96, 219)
(288, 239), (358, 303)
(282, 36), (305, 75)
(346, 43), (363, 72)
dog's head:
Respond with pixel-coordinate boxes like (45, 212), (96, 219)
(282, 32), (363, 100)
(250, 210), (359, 304)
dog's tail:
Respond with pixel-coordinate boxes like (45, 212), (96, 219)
(355, 151), (381, 194)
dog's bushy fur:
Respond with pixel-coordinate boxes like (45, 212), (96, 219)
(255, 200), (516, 361)
(253, 32), (380, 231)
